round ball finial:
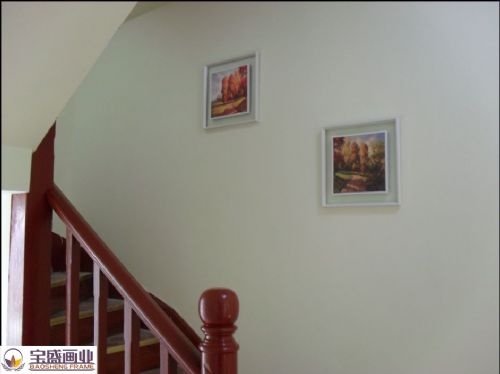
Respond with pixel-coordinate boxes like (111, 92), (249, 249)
(199, 288), (239, 326)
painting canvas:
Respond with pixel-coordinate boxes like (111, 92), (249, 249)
(210, 64), (249, 119)
(332, 131), (388, 195)
(321, 119), (400, 207)
(203, 52), (259, 129)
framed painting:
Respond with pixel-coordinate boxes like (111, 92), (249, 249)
(321, 118), (401, 207)
(203, 52), (260, 129)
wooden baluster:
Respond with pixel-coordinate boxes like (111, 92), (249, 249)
(199, 288), (239, 374)
(124, 301), (140, 374)
(66, 228), (80, 345)
(94, 263), (108, 373)
(160, 343), (178, 374)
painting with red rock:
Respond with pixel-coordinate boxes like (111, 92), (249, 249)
(210, 64), (249, 119)
(332, 131), (388, 194)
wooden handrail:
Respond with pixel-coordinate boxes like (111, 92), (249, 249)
(150, 293), (202, 348)
(46, 185), (201, 373)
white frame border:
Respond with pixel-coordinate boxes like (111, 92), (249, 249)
(321, 118), (401, 207)
(203, 52), (260, 129)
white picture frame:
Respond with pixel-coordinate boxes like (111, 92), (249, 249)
(321, 118), (401, 207)
(203, 52), (260, 129)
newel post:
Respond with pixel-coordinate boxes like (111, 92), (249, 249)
(199, 288), (239, 374)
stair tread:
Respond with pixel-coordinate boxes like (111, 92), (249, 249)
(50, 298), (124, 326)
(98, 329), (159, 354)
(51, 271), (92, 288)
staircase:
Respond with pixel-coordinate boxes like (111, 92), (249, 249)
(50, 272), (160, 372)
(49, 239), (162, 373)
(48, 232), (207, 373)
(7, 125), (240, 374)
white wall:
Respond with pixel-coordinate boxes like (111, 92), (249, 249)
(55, 3), (499, 374)
(1, 146), (31, 191)
(1, 1), (136, 149)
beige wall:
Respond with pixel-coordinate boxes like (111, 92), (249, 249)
(2, 1), (136, 149)
(2, 146), (31, 191)
(55, 3), (499, 374)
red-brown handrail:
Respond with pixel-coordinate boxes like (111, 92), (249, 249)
(47, 185), (201, 373)
(150, 293), (202, 348)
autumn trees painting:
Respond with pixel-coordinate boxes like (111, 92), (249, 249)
(210, 64), (249, 118)
(332, 131), (387, 194)
(204, 53), (259, 129)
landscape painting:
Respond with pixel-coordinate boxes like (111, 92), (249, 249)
(210, 64), (249, 119)
(332, 131), (388, 194)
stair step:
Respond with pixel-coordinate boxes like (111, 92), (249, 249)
(100, 329), (159, 354)
(50, 273), (94, 315)
(103, 330), (161, 373)
(51, 271), (93, 288)
(50, 298), (124, 326)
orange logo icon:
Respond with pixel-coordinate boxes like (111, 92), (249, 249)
(2, 348), (25, 371)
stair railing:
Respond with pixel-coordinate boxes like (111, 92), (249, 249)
(47, 185), (239, 374)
